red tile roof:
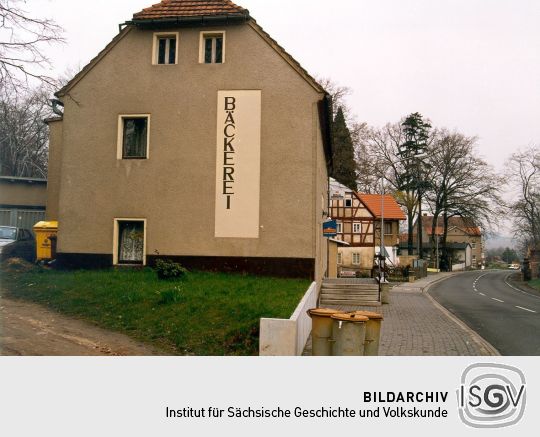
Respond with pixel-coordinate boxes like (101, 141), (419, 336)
(133, 0), (247, 20)
(357, 194), (406, 220)
(421, 215), (481, 236)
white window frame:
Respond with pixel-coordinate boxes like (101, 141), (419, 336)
(199, 31), (226, 64)
(152, 32), (179, 65)
(337, 252), (343, 265)
(345, 198), (352, 208)
(471, 242), (476, 249)
(352, 253), (360, 265)
(113, 218), (147, 266)
(353, 222), (361, 234)
(117, 114), (151, 160)
(336, 222), (343, 233)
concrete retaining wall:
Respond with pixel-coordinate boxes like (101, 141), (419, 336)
(259, 282), (318, 356)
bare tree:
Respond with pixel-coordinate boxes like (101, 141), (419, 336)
(0, 0), (64, 90)
(506, 147), (540, 252)
(317, 77), (353, 122)
(426, 131), (505, 266)
(353, 121), (379, 193)
(0, 86), (52, 177)
(355, 120), (434, 254)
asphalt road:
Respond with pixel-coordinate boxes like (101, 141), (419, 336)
(429, 270), (540, 356)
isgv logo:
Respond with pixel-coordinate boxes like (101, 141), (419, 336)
(458, 363), (526, 428)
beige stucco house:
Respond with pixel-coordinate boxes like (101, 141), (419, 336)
(46, 0), (332, 280)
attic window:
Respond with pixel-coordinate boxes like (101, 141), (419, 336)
(200, 31), (225, 64)
(153, 32), (178, 65)
(345, 199), (352, 207)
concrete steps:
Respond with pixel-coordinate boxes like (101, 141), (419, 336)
(319, 279), (381, 307)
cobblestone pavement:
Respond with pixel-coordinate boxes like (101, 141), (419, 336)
(304, 273), (498, 356)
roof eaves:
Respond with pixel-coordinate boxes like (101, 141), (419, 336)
(247, 19), (325, 94)
(56, 26), (134, 98)
(128, 11), (250, 28)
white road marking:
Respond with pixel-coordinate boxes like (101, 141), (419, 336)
(491, 298), (504, 303)
(504, 275), (540, 300)
(479, 293), (486, 296)
(516, 306), (537, 314)
(472, 273), (489, 294)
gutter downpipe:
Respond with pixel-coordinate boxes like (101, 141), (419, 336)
(379, 177), (384, 303)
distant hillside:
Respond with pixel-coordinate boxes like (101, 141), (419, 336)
(485, 235), (517, 249)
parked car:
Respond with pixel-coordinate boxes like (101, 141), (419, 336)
(508, 263), (521, 270)
(0, 226), (35, 258)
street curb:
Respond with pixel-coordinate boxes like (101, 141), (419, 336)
(392, 272), (461, 292)
(423, 276), (501, 356)
(505, 273), (540, 298)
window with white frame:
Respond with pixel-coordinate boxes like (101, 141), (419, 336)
(337, 252), (342, 265)
(352, 253), (360, 265)
(471, 242), (476, 249)
(200, 32), (225, 64)
(336, 222), (343, 233)
(353, 222), (361, 233)
(472, 255), (477, 264)
(153, 33), (178, 65)
(117, 115), (150, 159)
(345, 198), (352, 207)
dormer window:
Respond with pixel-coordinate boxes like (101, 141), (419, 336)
(153, 32), (178, 65)
(200, 31), (225, 64)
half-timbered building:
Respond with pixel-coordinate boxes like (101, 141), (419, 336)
(329, 178), (405, 272)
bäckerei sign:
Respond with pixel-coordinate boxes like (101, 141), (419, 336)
(215, 90), (261, 238)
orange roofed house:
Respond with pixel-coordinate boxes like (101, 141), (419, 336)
(400, 215), (484, 269)
(329, 178), (406, 272)
(45, 0), (333, 280)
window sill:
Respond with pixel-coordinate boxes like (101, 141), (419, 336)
(115, 263), (145, 267)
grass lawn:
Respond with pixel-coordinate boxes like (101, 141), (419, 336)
(1, 266), (310, 355)
(529, 279), (540, 292)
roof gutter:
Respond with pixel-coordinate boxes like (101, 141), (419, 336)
(126, 12), (250, 29)
(318, 93), (333, 172)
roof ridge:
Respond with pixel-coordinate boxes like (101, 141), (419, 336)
(133, 0), (248, 20)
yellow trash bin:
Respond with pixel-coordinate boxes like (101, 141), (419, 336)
(33, 221), (58, 261)
(349, 311), (384, 356)
(307, 308), (345, 356)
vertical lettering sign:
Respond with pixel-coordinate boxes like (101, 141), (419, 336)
(215, 90), (261, 238)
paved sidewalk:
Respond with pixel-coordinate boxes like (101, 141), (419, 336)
(304, 272), (498, 356)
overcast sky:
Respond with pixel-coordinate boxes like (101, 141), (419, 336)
(29, 0), (540, 171)
(27, 0), (540, 241)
